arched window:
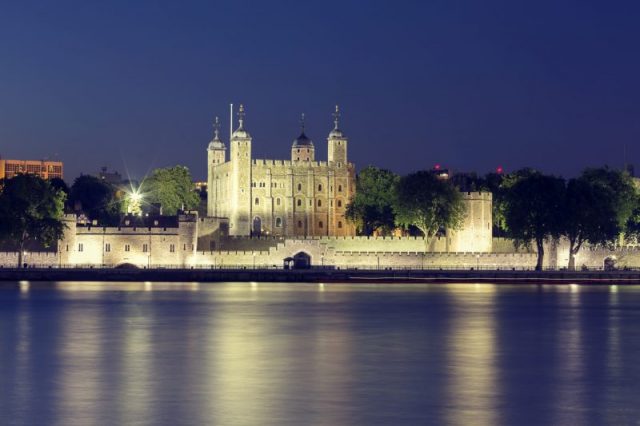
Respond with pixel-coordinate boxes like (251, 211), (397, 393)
(338, 185), (342, 192)
(298, 220), (303, 228)
(255, 197), (259, 205)
(297, 199), (302, 207)
(297, 183), (302, 191)
(337, 200), (342, 207)
(317, 200), (322, 207)
(338, 221), (343, 228)
(276, 198), (281, 206)
(275, 217), (282, 227)
(319, 221), (323, 228)
(318, 184), (322, 191)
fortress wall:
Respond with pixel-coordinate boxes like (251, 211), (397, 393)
(189, 249), (538, 269)
(0, 251), (58, 267)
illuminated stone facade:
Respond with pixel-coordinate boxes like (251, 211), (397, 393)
(207, 106), (356, 237)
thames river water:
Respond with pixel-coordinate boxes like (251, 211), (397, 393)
(1, 282), (640, 426)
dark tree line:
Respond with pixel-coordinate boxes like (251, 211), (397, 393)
(346, 166), (466, 239)
(346, 166), (640, 270)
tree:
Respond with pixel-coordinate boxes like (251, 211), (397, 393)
(394, 171), (466, 240)
(503, 171), (565, 271)
(563, 168), (637, 270)
(143, 165), (200, 215)
(0, 174), (66, 267)
(345, 166), (399, 235)
(49, 177), (69, 195)
(68, 175), (121, 224)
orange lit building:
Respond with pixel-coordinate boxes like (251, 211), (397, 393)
(0, 158), (64, 180)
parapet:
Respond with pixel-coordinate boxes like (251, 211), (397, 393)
(460, 191), (493, 201)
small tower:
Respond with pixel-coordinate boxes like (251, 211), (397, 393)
(328, 105), (347, 164)
(208, 117), (226, 166)
(229, 104), (252, 236)
(207, 117), (226, 217)
(291, 113), (315, 162)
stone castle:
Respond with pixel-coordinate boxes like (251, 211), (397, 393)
(0, 105), (528, 269)
(207, 105), (356, 237)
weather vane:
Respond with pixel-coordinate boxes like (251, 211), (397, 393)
(213, 116), (220, 139)
(333, 105), (340, 129)
(238, 104), (245, 128)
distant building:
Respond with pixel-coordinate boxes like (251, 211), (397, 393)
(97, 166), (123, 185)
(0, 157), (63, 180)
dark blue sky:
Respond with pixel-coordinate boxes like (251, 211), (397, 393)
(1, 0), (639, 181)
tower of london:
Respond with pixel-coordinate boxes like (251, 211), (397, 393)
(207, 105), (356, 237)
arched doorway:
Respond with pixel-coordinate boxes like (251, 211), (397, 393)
(293, 251), (311, 269)
(252, 217), (262, 237)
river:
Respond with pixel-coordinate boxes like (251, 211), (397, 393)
(1, 282), (638, 425)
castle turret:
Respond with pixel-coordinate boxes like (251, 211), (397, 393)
(229, 104), (252, 236)
(207, 117), (226, 217)
(327, 105), (347, 164)
(291, 114), (315, 162)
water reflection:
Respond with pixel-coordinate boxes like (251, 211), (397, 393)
(1, 282), (640, 425)
(445, 285), (498, 425)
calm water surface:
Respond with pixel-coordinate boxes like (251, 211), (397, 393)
(1, 282), (640, 426)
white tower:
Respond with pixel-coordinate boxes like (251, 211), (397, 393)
(207, 117), (226, 217)
(327, 105), (347, 164)
(229, 104), (252, 236)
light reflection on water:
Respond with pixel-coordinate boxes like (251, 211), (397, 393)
(1, 282), (640, 425)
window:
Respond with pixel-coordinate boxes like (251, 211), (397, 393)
(105, 243), (111, 252)
(276, 198), (281, 206)
(319, 221), (323, 228)
(66, 245), (69, 252)
(337, 200), (342, 207)
(125, 244), (130, 252)
(255, 197), (259, 205)
(338, 185), (342, 192)
(298, 220), (303, 228)
(317, 200), (322, 207)
(338, 221), (343, 228)
(318, 184), (322, 191)
(276, 217), (282, 227)
(183, 244), (187, 250)
(297, 199), (302, 207)
(78, 243), (83, 252)
(170, 244), (175, 253)
(143, 244), (148, 253)
(297, 183), (302, 191)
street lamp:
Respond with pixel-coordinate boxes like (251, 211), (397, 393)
(127, 190), (143, 216)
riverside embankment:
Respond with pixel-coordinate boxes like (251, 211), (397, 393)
(1, 267), (640, 284)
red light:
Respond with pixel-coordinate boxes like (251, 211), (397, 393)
(496, 166), (504, 174)
(434, 163), (441, 170)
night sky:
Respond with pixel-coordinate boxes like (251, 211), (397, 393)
(1, 0), (639, 182)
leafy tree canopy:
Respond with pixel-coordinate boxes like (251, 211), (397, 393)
(394, 171), (466, 238)
(346, 166), (399, 235)
(69, 175), (121, 224)
(0, 174), (66, 267)
(143, 165), (200, 216)
(563, 168), (637, 269)
(503, 171), (565, 270)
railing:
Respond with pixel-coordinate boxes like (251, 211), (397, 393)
(1, 263), (637, 272)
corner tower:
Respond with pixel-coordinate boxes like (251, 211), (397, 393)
(207, 117), (226, 217)
(291, 114), (315, 162)
(229, 104), (252, 236)
(327, 105), (347, 164)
